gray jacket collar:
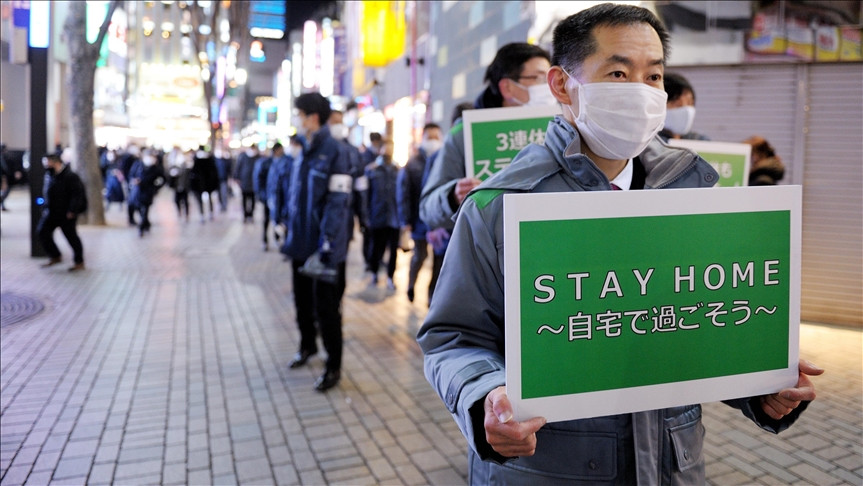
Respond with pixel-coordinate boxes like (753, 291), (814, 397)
(480, 115), (717, 192)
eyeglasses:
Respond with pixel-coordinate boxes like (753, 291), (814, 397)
(512, 74), (546, 85)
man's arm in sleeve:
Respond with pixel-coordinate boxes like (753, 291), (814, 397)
(419, 123), (466, 231)
(320, 145), (351, 245)
(417, 193), (511, 464)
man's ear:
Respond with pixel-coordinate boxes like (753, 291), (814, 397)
(497, 78), (516, 102)
(548, 66), (572, 105)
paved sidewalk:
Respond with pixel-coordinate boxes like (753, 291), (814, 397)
(1, 187), (861, 485)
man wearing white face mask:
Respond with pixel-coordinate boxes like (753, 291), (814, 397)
(397, 123), (442, 303)
(418, 4), (821, 485)
(420, 42), (551, 233)
(659, 72), (709, 141)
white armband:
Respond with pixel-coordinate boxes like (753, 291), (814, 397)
(328, 174), (353, 193)
(353, 175), (369, 191)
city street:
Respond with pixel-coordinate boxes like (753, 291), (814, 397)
(1, 187), (861, 485)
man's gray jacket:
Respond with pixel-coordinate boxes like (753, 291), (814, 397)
(417, 116), (807, 485)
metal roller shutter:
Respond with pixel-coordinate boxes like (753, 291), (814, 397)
(800, 64), (862, 327)
(673, 63), (862, 327)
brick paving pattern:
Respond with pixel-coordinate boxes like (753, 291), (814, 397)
(1, 188), (860, 485)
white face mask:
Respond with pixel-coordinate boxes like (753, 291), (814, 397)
(509, 81), (557, 107)
(564, 70), (667, 160)
(329, 123), (348, 140)
(289, 146), (302, 159)
(420, 138), (442, 155)
(663, 105), (696, 135)
(143, 156), (157, 166)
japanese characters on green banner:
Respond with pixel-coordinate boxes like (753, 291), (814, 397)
(463, 105), (560, 181)
(503, 186), (801, 423)
(668, 139), (753, 187)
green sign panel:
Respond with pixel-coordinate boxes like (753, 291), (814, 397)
(668, 139), (753, 187)
(503, 186), (801, 423)
(463, 105), (560, 181)
(519, 211), (789, 399)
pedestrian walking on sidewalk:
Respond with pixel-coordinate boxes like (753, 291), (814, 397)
(397, 123), (442, 302)
(365, 138), (400, 290)
(254, 143), (283, 250)
(128, 151), (165, 237)
(37, 153), (88, 271)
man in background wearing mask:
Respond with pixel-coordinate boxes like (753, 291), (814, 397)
(38, 153), (88, 271)
(659, 72), (709, 141)
(418, 4), (821, 484)
(282, 92), (351, 392)
(397, 123), (442, 304)
(419, 42), (552, 234)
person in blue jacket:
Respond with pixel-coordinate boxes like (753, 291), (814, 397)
(365, 138), (401, 290)
(128, 150), (165, 237)
(280, 92), (352, 392)
(254, 143), (282, 250)
(267, 137), (300, 236)
(418, 4), (822, 484)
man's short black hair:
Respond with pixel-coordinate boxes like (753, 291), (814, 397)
(484, 43), (551, 95)
(272, 142), (283, 153)
(44, 153), (62, 163)
(552, 3), (670, 75)
(422, 123), (441, 133)
(369, 132), (383, 143)
(295, 92), (332, 125)
(663, 72), (695, 103)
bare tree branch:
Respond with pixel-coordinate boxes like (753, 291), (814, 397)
(92, 0), (120, 54)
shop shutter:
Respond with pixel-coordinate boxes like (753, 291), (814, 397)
(673, 63), (862, 327)
(800, 64), (862, 327)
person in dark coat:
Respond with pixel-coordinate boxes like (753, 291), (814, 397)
(168, 149), (193, 221)
(120, 145), (141, 225)
(214, 147), (233, 213)
(128, 151), (165, 237)
(234, 146), (259, 222)
(365, 138), (400, 290)
(397, 123), (442, 303)
(191, 147), (218, 222)
(38, 153), (87, 271)
(102, 149), (126, 210)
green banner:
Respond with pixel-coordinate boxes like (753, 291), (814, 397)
(468, 116), (553, 181)
(701, 151), (748, 187)
(518, 210), (790, 399)
(667, 139), (752, 187)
